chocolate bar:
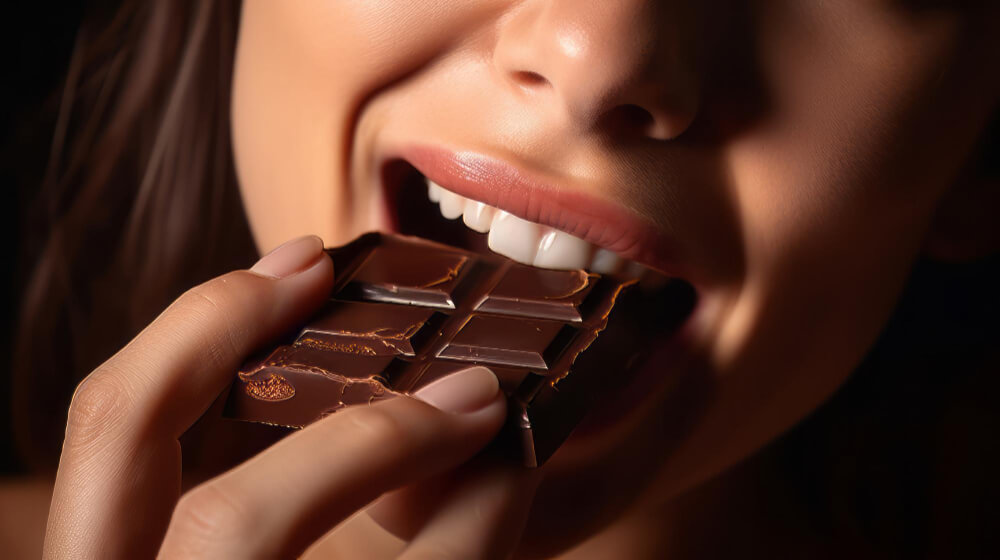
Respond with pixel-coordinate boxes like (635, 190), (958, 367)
(224, 232), (693, 466)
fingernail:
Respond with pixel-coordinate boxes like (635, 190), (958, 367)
(249, 235), (324, 278)
(413, 366), (500, 414)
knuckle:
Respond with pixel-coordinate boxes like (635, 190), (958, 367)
(171, 276), (253, 369)
(170, 483), (251, 548)
(175, 280), (235, 324)
(65, 373), (134, 449)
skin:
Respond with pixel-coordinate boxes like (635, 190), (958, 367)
(42, 0), (999, 558)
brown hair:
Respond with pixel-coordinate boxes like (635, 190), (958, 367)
(13, 0), (255, 470)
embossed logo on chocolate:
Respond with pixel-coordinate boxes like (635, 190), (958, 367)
(245, 373), (296, 402)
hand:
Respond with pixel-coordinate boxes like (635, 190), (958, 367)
(43, 236), (539, 559)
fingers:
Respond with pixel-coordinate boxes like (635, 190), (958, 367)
(400, 463), (542, 560)
(366, 469), (456, 541)
(159, 366), (507, 559)
(86, 235), (333, 444)
(45, 236), (333, 560)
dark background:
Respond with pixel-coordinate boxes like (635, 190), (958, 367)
(2, 4), (85, 473)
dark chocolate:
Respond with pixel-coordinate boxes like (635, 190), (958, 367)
(474, 266), (596, 322)
(297, 301), (444, 357)
(224, 232), (693, 466)
(339, 240), (470, 309)
(439, 315), (574, 369)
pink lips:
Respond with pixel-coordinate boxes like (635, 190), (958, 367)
(386, 144), (686, 278)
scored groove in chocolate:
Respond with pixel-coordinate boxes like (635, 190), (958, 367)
(474, 266), (597, 322)
(297, 301), (445, 357)
(338, 241), (471, 309)
(438, 315), (571, 369)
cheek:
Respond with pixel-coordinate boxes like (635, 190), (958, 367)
(715, 3), (961, 349)
(647, 7), (971, 496)
(231, 0), (480, 252)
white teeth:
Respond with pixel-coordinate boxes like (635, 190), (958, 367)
(533, 229), (592, 270)
(462, 200), (495, 233)
(424, 176), (651, 277)
(590, 248), (623, 274)
(438, 188), (465, 220)
(428, 180), (443, 203)
(488, 210), (542, 263)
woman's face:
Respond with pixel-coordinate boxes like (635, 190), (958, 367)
(232, 0), (996, 551)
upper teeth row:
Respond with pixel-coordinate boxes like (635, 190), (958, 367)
(427, 178), (644, 276)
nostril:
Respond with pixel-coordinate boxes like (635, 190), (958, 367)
(617, 104), (655, 129)
(598, 104), (656, 138)
(511, 70), (551, 89)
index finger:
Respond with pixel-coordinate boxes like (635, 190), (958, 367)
(45, 236), (333, 560)
(74, 235), (333, 445)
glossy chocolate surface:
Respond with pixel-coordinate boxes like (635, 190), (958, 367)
(224, 232), (694, 466)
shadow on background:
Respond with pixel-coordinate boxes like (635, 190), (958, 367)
(1, 4), (84, 474)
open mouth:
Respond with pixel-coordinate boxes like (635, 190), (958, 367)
(379, 149), (680, 286)
(381, 158), (495, 258)
(386, 161), (646, 276)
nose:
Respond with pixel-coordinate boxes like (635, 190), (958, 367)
(493, 0), (699, 141)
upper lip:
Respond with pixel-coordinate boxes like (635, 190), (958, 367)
(380, 144), (687, 278)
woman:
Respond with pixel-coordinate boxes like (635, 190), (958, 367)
(7, 1), (1000, 557)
